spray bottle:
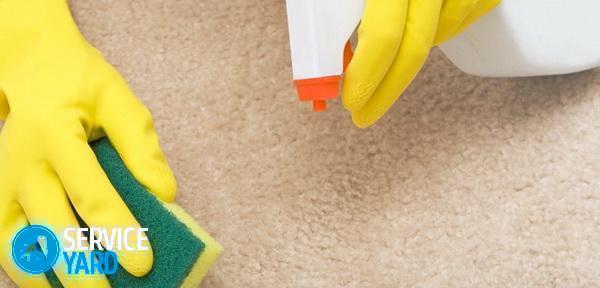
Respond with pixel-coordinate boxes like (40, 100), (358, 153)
(285, 0), (364, 112)
(439, 0), (600, 77)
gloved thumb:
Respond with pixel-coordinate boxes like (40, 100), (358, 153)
(98, 67), (177, 203)
(433, 0), (501, 45)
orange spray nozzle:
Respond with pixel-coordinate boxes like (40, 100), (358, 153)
(293, 42), (354, 112)
(312, 100), (327, 112)
(294, 76), (340, 112)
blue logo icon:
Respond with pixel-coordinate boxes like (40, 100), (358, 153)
(11, 225), (60, 274)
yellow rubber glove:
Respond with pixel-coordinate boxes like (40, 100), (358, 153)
(0, 0), (176, 287)
(342, 0), (501, 127)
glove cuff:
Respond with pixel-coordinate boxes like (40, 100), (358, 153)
(0, 0), (87, 77)
(0, 0), (83, 44)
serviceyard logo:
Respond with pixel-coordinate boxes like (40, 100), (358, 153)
(11, 225), (148, 275)
(12, 225), (60, 274)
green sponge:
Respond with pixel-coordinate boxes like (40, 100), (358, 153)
(47, 138), (222, 287)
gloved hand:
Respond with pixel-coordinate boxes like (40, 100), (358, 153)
(0, 0), (176, 287)
(342, 0), (501, 127)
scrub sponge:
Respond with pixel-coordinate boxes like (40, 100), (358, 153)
(47, 138), (222, 287)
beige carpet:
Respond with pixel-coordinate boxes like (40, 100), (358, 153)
(2, 1), (600, 287)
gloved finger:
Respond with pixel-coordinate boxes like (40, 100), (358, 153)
(0, 89), (8, 120)
(0, 202), (51, 288)
(341, 0), (409, 112)
(434, 0), (482, 45)
(351, 0), (444, 127)
(99, 67), (176, 203)
(451, 0), (501, 37)
(50, 134), (153, 277)
(19, 166), (110, 288)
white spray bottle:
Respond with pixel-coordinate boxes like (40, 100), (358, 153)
(285, 0), (364, 111)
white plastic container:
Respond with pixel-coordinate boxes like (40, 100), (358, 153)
(285, 0), (364, 111)
(439, 0), (600, 77)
